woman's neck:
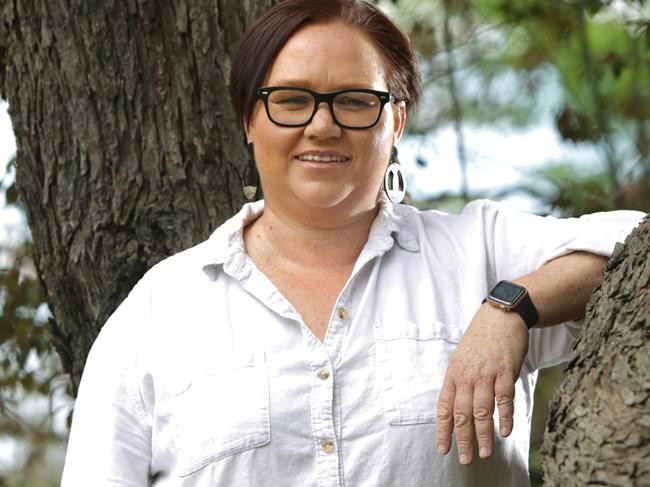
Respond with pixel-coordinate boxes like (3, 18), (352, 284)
(244, 201), (378, 271)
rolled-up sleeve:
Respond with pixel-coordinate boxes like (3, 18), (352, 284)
(61, 281), (153, 487)
(478, 200), (645, 370)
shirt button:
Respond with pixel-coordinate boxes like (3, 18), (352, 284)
(337, 307), (348, 320)
(321, 440), (335, 453)
(317, 368), (330, 380)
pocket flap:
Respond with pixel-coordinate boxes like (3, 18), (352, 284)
(374, 320), (463, 344)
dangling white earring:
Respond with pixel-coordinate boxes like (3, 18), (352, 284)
(384, 146), (406, 204)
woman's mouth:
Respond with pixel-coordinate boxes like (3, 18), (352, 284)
(296, 153), (350, 163)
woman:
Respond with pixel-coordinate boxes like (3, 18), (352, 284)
(62, 1), (643, 486)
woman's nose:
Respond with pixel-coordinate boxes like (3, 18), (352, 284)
(304, 102), (341, 139)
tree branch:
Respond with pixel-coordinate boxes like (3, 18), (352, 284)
(442, 0), (469, 202)
(0, 9), (6, 100)
(576, 6), (621, 192)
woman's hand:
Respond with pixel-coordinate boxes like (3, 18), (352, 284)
(435, 251), (609, 464)
(435, 304), (529, 464)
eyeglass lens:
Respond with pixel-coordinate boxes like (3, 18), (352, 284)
(266, 89), (383, 128)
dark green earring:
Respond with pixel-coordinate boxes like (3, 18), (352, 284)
(242, 142), (260, 201)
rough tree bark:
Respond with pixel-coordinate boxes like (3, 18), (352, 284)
(0, 0), (275, 392)
(542, 216), (650, 485)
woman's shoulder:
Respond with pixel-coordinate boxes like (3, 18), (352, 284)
(395, 198), (501, 231)
(116, 228), (226, 309)
(137, 203), (255, 289)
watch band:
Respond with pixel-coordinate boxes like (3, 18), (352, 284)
(514, 294), (538, 329)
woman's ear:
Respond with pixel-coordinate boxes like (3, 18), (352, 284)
(393, 101), (407, 145)
(244, 120), (252, 143)
(245, 101), (262, 143)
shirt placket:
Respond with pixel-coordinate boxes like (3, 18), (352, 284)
(303, 239), (399, 487)
(304, 290), (354, 487)
(309, 344), (339, 487)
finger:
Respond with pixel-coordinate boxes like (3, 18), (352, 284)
(435, 381), (456, 455)
(473, 378), (496, 459)
(495, 370), (516, 437)
(453, 384), (474, 465)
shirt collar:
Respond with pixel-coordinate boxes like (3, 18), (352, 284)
(370, 194), (420, 253)
(201, 196), (419, 278)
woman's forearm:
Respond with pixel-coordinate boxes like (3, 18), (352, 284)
(513, 251), (609, 328)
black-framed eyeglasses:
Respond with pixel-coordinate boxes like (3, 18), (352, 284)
(257, 86), (396, 129)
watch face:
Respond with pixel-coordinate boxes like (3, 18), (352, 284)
(489, 281), (526, 307)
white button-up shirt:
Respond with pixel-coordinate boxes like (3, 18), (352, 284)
(61, 198), (643, 486)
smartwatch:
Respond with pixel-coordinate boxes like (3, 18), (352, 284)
(483, 280), (539, 329)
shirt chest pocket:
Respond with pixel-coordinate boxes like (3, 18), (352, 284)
(168, 351), (270, 477)
(373, 321), (463, 425)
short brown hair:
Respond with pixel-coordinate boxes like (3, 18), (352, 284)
(229, 0), (422, 127)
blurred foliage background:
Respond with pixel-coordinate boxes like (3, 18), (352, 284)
(0, 0), (648, 484)
(1, 156), (69, 486)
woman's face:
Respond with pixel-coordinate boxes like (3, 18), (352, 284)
(246, 21), (405, 222)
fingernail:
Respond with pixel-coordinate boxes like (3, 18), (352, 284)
(480, 446), (489, 458)
(500, 427), (508, 436)
(459, 453), (470, 464)
(437, 444), (446, 455)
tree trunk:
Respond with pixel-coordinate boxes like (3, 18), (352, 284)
(0, 0), (275, 393)
(542, 216), (650, 485)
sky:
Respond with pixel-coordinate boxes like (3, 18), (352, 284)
(0, 101), (22, 249)
(401, 122), (600, 207)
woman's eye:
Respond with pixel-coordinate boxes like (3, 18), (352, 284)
(336, 96), (374, 109)
(274, 96), (311, 106)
